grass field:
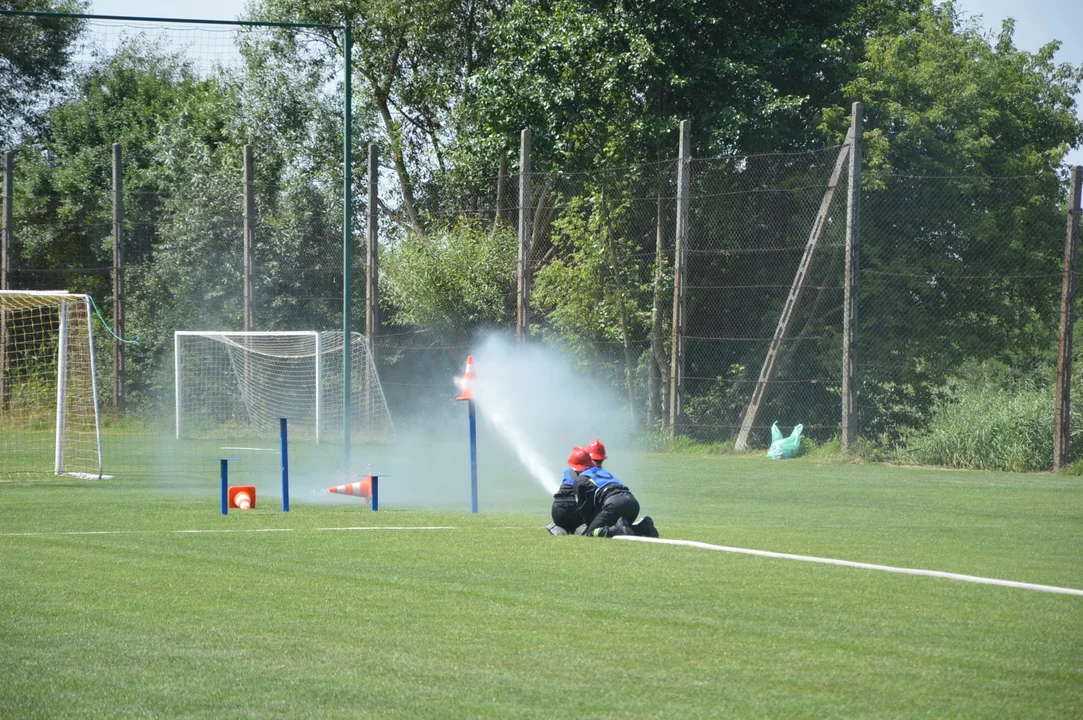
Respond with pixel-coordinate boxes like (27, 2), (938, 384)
(2, 453), (1081, 718)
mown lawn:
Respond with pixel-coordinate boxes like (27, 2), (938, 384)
(1, 454), (1080, 718)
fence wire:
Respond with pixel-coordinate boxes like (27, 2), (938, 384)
(2, 15), (1080, 476)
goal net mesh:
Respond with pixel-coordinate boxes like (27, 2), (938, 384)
(175, 331), (394, 442)
(0, 291), (103, 479)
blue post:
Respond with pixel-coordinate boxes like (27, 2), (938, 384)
(371, 475), (379, 511)
(468, 399), (478, 513)
(280, 418), (290, 512)
(220, 459), (229, 515)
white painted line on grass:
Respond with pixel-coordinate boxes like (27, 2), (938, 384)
(317, 526), (456, 531)
(614, 536), (1083, 597)
(172, 528), (294, 534)
(219, 447), (278, 452)
(1, 526), (451, 537)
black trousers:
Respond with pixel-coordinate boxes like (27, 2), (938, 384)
(585, 489), (639, 536)
(551, 500), (581, 533)
(551, 484), (581, 533)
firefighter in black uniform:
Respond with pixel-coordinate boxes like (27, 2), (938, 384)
(580, 438), (658, 538)
(547, 446), (594, 535)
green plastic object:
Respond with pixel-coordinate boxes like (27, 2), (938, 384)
(767, 422), (803, 459)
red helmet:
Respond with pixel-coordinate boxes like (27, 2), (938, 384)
(567, 446), (595, 472)
(585, 438), (607, 462)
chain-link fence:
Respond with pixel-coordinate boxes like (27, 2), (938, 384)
(2, 14), (1081, 479)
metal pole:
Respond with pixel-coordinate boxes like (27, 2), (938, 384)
(220, 459), (229, 515)
(280, 417), (290, 511)
(342, 24), (353, 475)
(468, 399), (478, 513)
(314, 331), (322, 443)
(174, 333), (182, 438)
(1054, 166), (1082, 470)
(54, 301), (69, 475)
(842, 102), (862, 450)
(371, 474), (379, 511)
(243, 144), (255, 331)
(83, 297), (104, 478)
(669, 120), (691, 439)
(517, 128), (532, 343)
(112, 144), (125, 411)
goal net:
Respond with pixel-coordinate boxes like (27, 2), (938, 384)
(0, 291), (104, 479)
(174, 331), (394, 442)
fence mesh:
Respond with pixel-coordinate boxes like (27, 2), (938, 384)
(1, 15), (1081, 480)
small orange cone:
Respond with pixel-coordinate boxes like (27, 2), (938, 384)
(228, 485), (256, 510)
(329, 474), (372, 502)
(456, 355), (475, 401)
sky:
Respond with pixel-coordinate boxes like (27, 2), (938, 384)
(91, 0), (1083, 166)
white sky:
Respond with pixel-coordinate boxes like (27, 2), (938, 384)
(92, 0), (1082, 166)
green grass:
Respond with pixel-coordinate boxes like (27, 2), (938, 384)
(2, 455), (1081, 718)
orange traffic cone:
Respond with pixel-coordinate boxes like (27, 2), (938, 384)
(228, 485), (256, 510)
(329, 474), (372, 502)
(456, 355), (475, 401)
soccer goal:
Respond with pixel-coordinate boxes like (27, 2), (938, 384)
(0, 291), (104, 480)
(174, 331), (394, 442)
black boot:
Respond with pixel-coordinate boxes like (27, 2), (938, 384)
(632, 516), (658, 538)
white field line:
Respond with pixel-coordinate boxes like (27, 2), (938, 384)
(219, 447), (278, 452)
(614, 536), (1083, 597)
(173, 528), (293, 534)
(0, 527), (455, 537)
(317, 526), (456, 531)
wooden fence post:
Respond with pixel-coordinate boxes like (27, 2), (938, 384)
(243, 144), (255, 331)
(842, 102), (862, 450)
(517, 129), (532, 343)
(1054, 166), (1082, 470)
(112, 143), (125, 411)
(1, 151), (12, 411)
(669, 120), (691, 438)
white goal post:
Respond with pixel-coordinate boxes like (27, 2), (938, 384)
(174, 331), (394, 442)
(0, 290), (104, 479)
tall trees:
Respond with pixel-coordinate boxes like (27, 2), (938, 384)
(0, 1), (87, 148)
(247, 0), (507, 232)
(820, 1), (1083, 440)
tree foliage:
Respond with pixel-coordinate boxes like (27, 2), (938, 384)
(0, 0), (87, 148)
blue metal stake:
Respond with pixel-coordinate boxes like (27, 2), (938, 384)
(371, 475), (379, 511)
(220, 459), (229, 515)
(280, 418), (290, 512)
(468, 399), (478, 513)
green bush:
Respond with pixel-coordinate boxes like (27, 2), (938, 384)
(905, 385), (1057, 472)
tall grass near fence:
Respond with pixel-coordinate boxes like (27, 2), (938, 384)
(903, 361), (1082, 472)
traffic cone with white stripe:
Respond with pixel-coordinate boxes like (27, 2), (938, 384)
(228, 485), (256, 510)
(329, 474), (372, 502)
(456, 355), (475, 401)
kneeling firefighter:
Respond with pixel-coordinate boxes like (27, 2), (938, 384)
(576, 463), (657, 538)
(548, 446), (594, 534)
